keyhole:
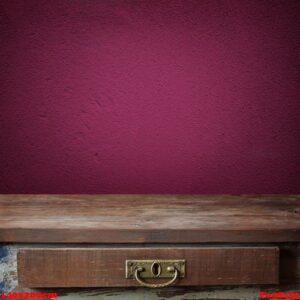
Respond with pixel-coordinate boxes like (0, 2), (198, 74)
(151, 261), (161, 277)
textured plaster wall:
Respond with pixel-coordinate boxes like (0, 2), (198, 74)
(0, 0), (299, 193)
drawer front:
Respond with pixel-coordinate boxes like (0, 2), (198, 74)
(18, 247), (279, 287)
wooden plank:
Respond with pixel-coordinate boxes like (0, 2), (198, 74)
(0, 195), (299, 243)
(17, 247), (279, 287)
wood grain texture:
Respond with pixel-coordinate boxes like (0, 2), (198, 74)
(0, 195), (299, 243)
(17, 247), (279, 287)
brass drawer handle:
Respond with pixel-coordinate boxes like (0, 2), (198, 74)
(126, 259), (185, 288)
(134, 266), (179, 288)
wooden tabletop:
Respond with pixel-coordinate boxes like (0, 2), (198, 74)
(0, 195), (299, 243)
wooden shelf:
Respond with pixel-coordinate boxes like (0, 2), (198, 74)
(0, 195), (299, 243)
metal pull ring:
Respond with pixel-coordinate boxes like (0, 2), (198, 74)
(134, 266), (179, 288)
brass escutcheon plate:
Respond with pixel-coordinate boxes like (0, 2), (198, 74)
(126, 259), (186, 279)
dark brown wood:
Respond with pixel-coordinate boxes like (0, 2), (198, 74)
(0, 195), (299, 243)
(17, 247), (279, 287)
(280, 244), (300, 285)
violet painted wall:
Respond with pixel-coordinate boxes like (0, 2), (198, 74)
(0, 0), (299, 193)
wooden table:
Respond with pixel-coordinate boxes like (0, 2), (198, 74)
(0, 195), (299, 288)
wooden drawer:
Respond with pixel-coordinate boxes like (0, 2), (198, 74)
(18, 246), (279, 287)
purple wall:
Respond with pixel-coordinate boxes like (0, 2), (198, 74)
(0, 0), (299, 193)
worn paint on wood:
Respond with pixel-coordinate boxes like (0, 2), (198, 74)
(13, 286), (300, 300)
(0, 245), (17, 292)
(54, 286), (263, 299)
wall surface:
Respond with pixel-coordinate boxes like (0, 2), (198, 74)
(0, 0), (299, 193)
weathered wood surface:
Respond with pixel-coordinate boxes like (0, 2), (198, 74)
(0, 195), (299, 243)
(1, 244), (299, 299)
(17, 247), (279, 287)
